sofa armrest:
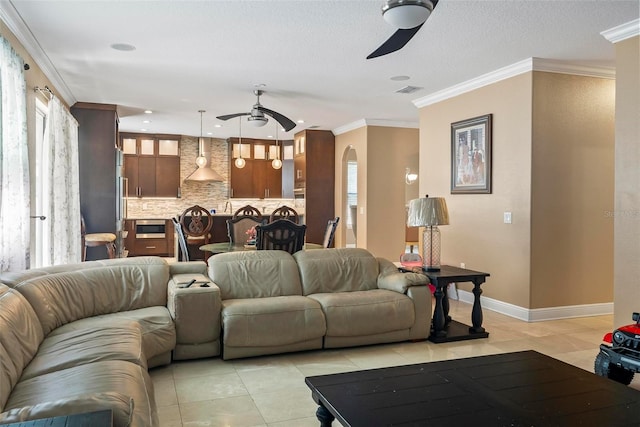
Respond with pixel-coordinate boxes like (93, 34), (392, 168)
(168, 274), (221, 347)
(376, 257), (429, 293)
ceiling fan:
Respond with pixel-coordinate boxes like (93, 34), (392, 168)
(216, 90), (296, 132)
(367, 0), (439, 60)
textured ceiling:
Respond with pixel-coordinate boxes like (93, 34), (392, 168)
(4, 0), (639, 139)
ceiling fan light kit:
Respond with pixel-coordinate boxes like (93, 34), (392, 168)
(382, 0), (433, 29)
(367, 0), (438, 59)
(216, 89), (296, 132)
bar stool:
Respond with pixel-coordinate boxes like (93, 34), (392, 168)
(81, 216), (116, 261)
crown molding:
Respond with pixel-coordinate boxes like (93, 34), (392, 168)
(333, 119), (418, 135)
(0, 1), (76, 105)
(413, 57), (615, 108)
(601, 19), (640, 43)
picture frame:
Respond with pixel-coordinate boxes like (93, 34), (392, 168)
(451, 114), (492, 194)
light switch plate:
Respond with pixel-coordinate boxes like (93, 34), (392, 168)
(504, 212), (512, 224)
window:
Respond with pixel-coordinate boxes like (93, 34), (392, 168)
(33, 98), (49, 267)
(346, 161), (357, 227)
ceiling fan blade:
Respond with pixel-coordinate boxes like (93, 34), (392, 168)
(216, 112), (249, 121)
(256, 106), (296, 132)
(366, 23), (424, 60)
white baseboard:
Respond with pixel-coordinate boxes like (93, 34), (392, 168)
(457, 290), (613, 322)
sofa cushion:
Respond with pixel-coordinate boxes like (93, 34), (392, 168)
(5, 360), (157, 427)
(0, 285), (44, 412)
(308, 289), (415, 337)
(208, 250), (303, 300)
(294, 248), (380, 295)
(14, 261), (170, 336)
(222, 296), (326, 347)
(47, 307), (176, 363)
(20, 324), (145, 381)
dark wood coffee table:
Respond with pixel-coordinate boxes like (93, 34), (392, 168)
(305, 350), (640, 426)
(3, 409), (112, 426)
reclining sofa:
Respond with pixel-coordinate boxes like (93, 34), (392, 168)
(208, 248), (431, 359)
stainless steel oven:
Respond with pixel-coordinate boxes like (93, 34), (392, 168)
(135, 219), (166, 239)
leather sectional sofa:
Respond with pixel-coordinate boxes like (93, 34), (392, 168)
(208, 248), (431, 359)
(0, 248), (431, 426)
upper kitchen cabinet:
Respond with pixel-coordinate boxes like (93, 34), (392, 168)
(229, 138), (283, 199)
(294, 129), (335, 244)
(121, 133), (181, 198)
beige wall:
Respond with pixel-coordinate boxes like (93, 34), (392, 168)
(613, 36), (640, 327)
(334, 125), (419, 260)
(420, 70), (616, 311)
(420, 73), (533, 307)
(366, 126), (419, 260)
(531, 72), (615, 308)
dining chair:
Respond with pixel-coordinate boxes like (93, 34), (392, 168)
(172, 217), (190, 261)
(269, 205), (299, 223)
(178, 205), (213, 261)
(255, 219), (306, 254)
(227, 217), (265, 246)
(232, 205), (263, 220)
(322, 217), (340, 248)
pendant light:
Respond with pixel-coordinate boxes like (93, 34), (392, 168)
(234, 116), (246, 169)
(272, 123), (282, 170)
(185, 110), (224, 182)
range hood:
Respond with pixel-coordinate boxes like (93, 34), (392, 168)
(185, 137), (224, 182)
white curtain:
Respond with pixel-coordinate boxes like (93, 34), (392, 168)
(0, 36), (28, 272)
(41, 96), (81, 266)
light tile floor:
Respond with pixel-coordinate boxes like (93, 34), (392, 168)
(150, 300), (640, 427)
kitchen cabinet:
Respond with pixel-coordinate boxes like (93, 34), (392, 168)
(229, 138), (283, 198)
(121, 133), (180, 198)
(294, 130), (335, 243)
(124, 218), (175, 257)
(71, 102), (121, 261)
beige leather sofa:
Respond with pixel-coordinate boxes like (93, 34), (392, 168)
(208, 248), (431, 360)
(0, 257), (213, 427)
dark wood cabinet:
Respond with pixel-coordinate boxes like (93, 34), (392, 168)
(121, 133), (180, 198)
(294, 130), (335, 243)
(71, 102), (120, 261)
(124, 219), (174, 257)
(229, 138), (283, 199)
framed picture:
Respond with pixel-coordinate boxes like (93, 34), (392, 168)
(451, 114), (492, 194)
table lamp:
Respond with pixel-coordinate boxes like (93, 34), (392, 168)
(407, 195), (449, 271)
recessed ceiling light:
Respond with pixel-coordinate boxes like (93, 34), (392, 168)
(207, 132), (212, 135)
(142, 120), (150, 124)
(267, 135), (273, 138)
(141, 128), (147, 132)
(144, 110), (153, 114)
(297, 119), (305, 124)
(214, 124), (222, 128)
(390, 75), (410, 81)
(110, 43), (136, 52)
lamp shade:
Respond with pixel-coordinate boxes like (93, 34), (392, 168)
(407, 196), (449, 227)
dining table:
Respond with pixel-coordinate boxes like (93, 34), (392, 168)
(199, 241), (324, 255)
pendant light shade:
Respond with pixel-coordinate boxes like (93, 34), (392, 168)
(185, 110), (224, 182)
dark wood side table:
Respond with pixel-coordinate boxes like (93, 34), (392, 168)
(424, 265), (490, 343)
(3, 409), (112, 427)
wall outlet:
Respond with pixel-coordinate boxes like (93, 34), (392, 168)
(504, 211), (512, 224)
(142, 203), (149, 210)
(460, 262), (466, 269)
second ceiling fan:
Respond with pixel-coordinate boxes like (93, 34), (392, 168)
(367, 0), (439, 59)
(216, 90), (296, 132)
